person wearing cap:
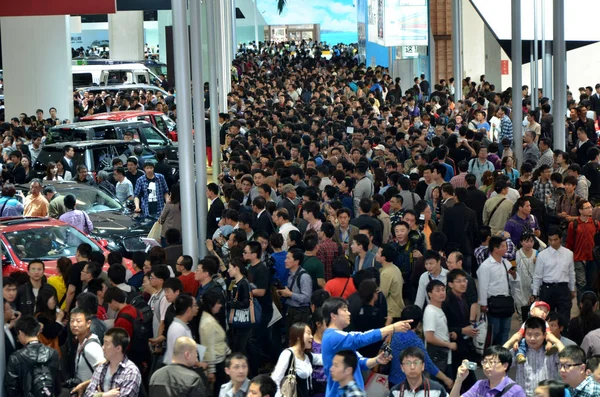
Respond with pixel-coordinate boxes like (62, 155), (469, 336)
(133, 160), (169, 218)
(276, 183), (298, 221)
(43, 184), (66, 219)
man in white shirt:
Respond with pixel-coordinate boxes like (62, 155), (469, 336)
(423, 279), (456, 375)
(70, 307), (105, 383)
(114, 167), (133, 203)
(272, 209), (299, 251)
(415, 250), (449, 309)
(531, 227), (576, 325)
(478, 236), (519, 346)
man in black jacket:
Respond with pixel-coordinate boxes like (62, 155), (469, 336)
(350, 198), (383, 247)
(440, 188), (478, 274)
(465, 174), (487, 229)
(6, 315), (61, 397)
(206, 182), (225, 238)
(15, 260), (56, 316)
(252, 196), (274, 237)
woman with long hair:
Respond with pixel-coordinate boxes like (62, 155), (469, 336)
(555, 150), (571, 177)
(159, 183), (181, 247)
(310, 309), (327, 397)
(502, 156), (520, 188)
(35, 287), (66, 357)
(287, 230), (304, 251)
(227, 257), (251, 355)
(20, 155), (35, 183)
(47, 256), (71, 311)
(55, 160), (72, 181)
(270, 322), (322, 397)
(568, 291), (600, 345)
(428, 186), (443, 224)
(200, 288), (230, 395)
(479, 171), (495, 197)
(44, 161), (63, 181)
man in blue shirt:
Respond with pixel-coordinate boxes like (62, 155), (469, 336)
(321, 297), (412, 397)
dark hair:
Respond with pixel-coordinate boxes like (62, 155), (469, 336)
(245, 240), (262, 258)
(489, 236), (505, 252)
(311, 290), (331, 310)
(483, 345), (513, 368)
(164, 277), (183, 293)
(76, 292), (99, 314)
(587, 355), (600, 372)
(64, 194), (77, 210)
(322, 297), (349, 326)
(426, 279), (445, 295)
(558, 345), (587, 366)
(332, 257), (352, 278)
(288, 322), (310, 349)
(401, 305), (423, 329)
(178, 255), (193, 271)
(77, 243), (92, 259)
(105, 327), (130, 352)
(535, 380), (567, 397)
(380, 243), (398, 263)
(353, 234), (370, 252)
(577, 292), (600, 339)
(173, 294), (194, 316)
(14, 315), (41, 337)
(201, 288), (224, 315)
(71, 307), (93, 322)
(524, 316), (547, 332)
(107, 264), (127, 285)
(334, 350), (359, 373)
(547, 312), (566, 329)
(447, 268), (468, 284)
(225, 352), (248, 368)
(151, 265), (170, 282)
(399, 346), (425, 363)
(104, 286), (126, 304)
(358, 279), (378, 305)
(250, 375), (277, 397)
(198, 257), (219, 276)
(35, 287), (58, 319)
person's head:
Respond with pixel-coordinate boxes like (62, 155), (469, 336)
(164, 277), (183, 303)
(547, 312), (567, 339)
(27, 259), (45, 283)
(516, 197), (531, 217)
(195, 255), (219, 283)
(547, 227), (563, 250)
(423, 250), (442, 275)
(143, 162), (155, 177)
(173, 294), (197, 322)
(248, 375), (277, 397)
(104, 286), (127, 311)
(524, 316), (547, 350)
(351, 234), (370, 254)
(285, 248), (304, 271)
(481, 345), (513, 379)
(149, 264), (170, 290)
(529, 300), (551, 321)
(311, 290), (331, 312)
(558, 346), (588, 387)
(76, 292), (100, 315)
(394, 221), (410, 242)
(288, 322), (313, 350)
(426, 279), (446, 304)
(534, 380), (568, 397)
(243, 240), (262, 264)
(35, 287), (58, 314)
(445, 251), (464, 271)
(3, 276), (17, 303)
(330, 350), (358, 384)
(224, 353), (249, 384)
(76, 243), (92, 261)
(322, 297), (350, 327)
(176, 255), (193, 274)
(14, 315), (42, 344)
(399, 346), (425, 380)
(376, 243), (398, 264)
(586, 355), (600, 383)
(172, 336), (199, 367)
(489, 236), (507, 257)
(447, 268), (468, 295)
(69, 307), (93, 337)
(103, 327), (129, 361)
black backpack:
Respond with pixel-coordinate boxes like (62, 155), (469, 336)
(119, 295), (153, 360)
(29, 361), (54, 397)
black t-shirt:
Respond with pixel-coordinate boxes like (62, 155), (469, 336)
(68, 261), (87, 310)
(125, 170), (144, 188)
(247, 262), (272, 310)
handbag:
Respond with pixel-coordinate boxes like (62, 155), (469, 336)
(365, 371), (389, 397)
(474, 314), (491, 356)
(280, 349), (297, 397)
(487, 260), (515, 318)
(228, 287), (262, 328)
(147, 220), (162, 241)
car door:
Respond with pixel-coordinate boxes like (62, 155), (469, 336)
(138, 125), (178, 159)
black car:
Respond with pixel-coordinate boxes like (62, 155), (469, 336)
(15, 181), (154, 257)
(33, 140), (178, 180)
(47, 120), (178, 161)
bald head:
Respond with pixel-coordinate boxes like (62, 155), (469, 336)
(172, 336), (198, 366)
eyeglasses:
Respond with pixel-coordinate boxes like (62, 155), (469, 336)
(401, 360), (422, 368)
(148, 275), (154, 280)
(481, 360), (501, 367)
(558, 363), (583, 370)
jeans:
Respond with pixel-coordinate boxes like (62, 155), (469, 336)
(487, 315), (512, 346)
(585, 260), (600, 292)
(574, 261), (587, 303)
(248, 305), (274, 376)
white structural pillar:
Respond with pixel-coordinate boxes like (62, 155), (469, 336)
(109, 11), (145, 60)
(553, 0), (566, 150)
(452, 0), (463, 102)
(1, 16), (73, 121)
(157, 10), (173, 63)
(190, 0), (208, 259)
(512, 0), (523, 167)
(231, 0), (238, 55)
(207, 0), (222, 180)
(171, 0), (199, 266)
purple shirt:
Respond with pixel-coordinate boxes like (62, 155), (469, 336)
(463, 376), (526, 397)
(504, 214), (539, 247)
(59, 210), (94, 234)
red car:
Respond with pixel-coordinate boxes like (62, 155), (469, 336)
(0, 217), (132, 277)
(82, 110), (179, 141)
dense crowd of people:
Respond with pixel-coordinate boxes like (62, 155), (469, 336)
(4, 38), (600, 397)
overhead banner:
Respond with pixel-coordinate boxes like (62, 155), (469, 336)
(368, 0), (428, 47)
(0, 0), (116, 17)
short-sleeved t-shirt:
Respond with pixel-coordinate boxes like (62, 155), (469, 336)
(423, 304), (450, 346)
(247, 262), (272, 309)
(302, 256), (325, 288)
(68, 261), (86, 309)
(75, 334), (104, 381)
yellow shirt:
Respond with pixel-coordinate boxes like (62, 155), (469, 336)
(24, 194), (49, 217)
(47, 275), (67, 310)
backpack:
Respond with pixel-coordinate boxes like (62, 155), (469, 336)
(119, 296), (153, 360)
(28, 361), (54, 397)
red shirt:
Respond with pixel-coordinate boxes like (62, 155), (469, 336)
(179, 272), (200, 296)
(114, 304), (139, 341)
(97, 306), (107, 321)
(324, 277), (356, 299)
(317, 238), (341, 280)
(566, 217), (597, 261)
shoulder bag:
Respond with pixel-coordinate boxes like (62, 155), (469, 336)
(485, 198), (506, 226)
(487, 260), (515, 318)
(280, 349), (298, 397)
(228, 282), (262, 328)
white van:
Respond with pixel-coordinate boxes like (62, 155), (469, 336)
(72, 63), (160, 87)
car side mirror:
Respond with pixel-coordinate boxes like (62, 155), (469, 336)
(2, 255), (11, 265)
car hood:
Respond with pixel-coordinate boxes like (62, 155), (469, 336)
(89, 211), (154, 238)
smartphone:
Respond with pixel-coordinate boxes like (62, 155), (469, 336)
(346, 126), (354, 134)
(465, 361), (477, 370)
(419, 214), (426, 221)
(381, 342), (392, 358)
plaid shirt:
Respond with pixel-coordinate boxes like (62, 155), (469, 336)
(338, 381), (365, 397)
(474, 238), (517, 267)
(83, 357), (141, 397)
(533, 179), (556, 210)
(570, 376), (600, 397)
(450, 172), (468, 189)
(500, 114), (514, 143)
(317, 238), (340, 280)
(133, 173), (169, 217)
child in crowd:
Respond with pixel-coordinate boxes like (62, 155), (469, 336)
(507, 301), (555, 363)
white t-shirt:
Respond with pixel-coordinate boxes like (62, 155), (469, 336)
(423, 304), (451, 364)
(75, 334), (105, 381)
(149, 289), (168, 338)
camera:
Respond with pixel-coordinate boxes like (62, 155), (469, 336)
(273, 279), (285, 290)
(465, 361), (478, 370)
(381, 342), (392, 358)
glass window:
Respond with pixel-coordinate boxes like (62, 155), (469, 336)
(140, 126), (168, 146)
(92, 145), (129, 171)
(65, 187), (123, 213)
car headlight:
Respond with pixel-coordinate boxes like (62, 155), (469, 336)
(104, 238), (119, 250)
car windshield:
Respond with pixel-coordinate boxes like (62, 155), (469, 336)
(64, 186), (124, 213)
(5, 225), (101, 261)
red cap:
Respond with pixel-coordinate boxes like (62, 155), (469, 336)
(530, 301), (551, 312)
